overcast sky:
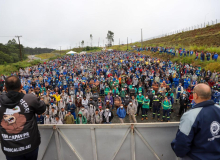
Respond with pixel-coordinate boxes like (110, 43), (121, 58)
(0, 0), (220, 49)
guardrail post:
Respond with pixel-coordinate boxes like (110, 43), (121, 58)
(91, 128), (98, 160)
(54, 125), (62, 160)
(131, 124), (135, 160)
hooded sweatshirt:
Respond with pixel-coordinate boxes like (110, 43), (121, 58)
(0, 91), (46, 157)
(75, 111), (87, 124)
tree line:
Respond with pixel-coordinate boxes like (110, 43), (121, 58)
(24, 47), (54, 55)
(0, 39), (54, 65)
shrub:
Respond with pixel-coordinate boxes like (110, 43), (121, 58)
(205, 62), (220, 72)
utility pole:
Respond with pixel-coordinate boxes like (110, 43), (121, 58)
(127, 37), (128, 51)
(98, 37), (100, 47)
(15, 36), (22, 61)
(103, 40), (104, 47)
(119, 38), (120, 49)
(141, 28), (143, 48)
(60, 46), (61, 56)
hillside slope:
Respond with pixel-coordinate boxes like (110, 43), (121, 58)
(107, 23), (220, 71)
(141, 23), (220, 47)
(109, 23), (220, 53)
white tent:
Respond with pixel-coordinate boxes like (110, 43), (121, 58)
(66, 51), (77, 54)
(80, 51), (87, 55)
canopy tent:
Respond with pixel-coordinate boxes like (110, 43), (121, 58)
(66, 51), (77, 54)
(79, 51), (87, 55)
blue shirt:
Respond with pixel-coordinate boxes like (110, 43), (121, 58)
(116, 108), (126, 118)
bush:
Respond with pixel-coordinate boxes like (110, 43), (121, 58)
(205, 62), (220, 72)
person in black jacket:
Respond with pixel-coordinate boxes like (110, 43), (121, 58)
(124, 93), (131, 109)
(177, 93), (189, 116)
(0, 76), (46, 160)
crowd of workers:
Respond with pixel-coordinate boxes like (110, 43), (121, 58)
(136, 46), (219, 61)
(0, 50), (220, 124)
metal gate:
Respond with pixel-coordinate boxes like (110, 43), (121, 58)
(0, 123), (180, 160)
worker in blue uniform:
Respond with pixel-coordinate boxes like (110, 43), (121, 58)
(184, 76), (190, 89)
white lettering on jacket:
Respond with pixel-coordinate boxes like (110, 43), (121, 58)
(2, 132), (30, 141)
(20, 99), (30, 113)
(4, 144), (31, 152)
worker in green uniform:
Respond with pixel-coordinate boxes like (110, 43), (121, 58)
(137, 84), (144, 95)
(120, 87), (126, 102)
(136, 93), (145, 116)
(161, 96), (172, 122)
(104, 85), (110, 96)
(142, 95), (150, 120)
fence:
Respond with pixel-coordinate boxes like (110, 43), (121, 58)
(0, 123), (180, 160)
(143, 19), (220, 41)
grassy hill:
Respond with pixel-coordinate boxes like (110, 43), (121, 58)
(140, 23), (220, 49)
(109, 23), (220, 53)
(107, 23), (220, 71)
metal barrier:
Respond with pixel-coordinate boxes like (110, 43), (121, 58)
(0, 123), (180, 160)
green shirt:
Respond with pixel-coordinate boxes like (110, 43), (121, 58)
(75, 116), (87, 124)
(40, 87), (46, 93)
(115, 80), (119, 86)
(120, 90), (126, 98)
(104, 87), (110, 95)
(142, 98), (150, 109)
(165, 92), (174, 98)
(112, 89), (119, 96)
(136, 95), (145, 104)
(138, 87), (143, 94)
(162, 100), (172, 110)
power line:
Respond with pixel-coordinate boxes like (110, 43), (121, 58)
(0, 36), (15, 37)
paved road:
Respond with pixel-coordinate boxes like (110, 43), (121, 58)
(28, 53), (60, 62)
(27, 55), (41, 62)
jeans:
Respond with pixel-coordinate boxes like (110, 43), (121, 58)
(100, 89), (104, 96)
(163, 109), (170, 120)
(6, 147), (39, 160)
(71, 112), (76, 120)
(153, 107), (160, 118)
(142, 108), (148, 117)
(137, 103), (142, 115)
(179, 105), (187, 115)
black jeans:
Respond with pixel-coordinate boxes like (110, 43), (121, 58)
(6, 147), (39, 160)
(137, 103), (142, 115)
(179, 105), (187, 115)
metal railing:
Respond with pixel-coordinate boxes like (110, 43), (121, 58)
(0, 123), (180, 160)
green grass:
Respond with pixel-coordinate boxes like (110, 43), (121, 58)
(35, 53), (58, 60)
(109, 23), (220, 54)
(140, 51), (220, 72)
(0, 59), (42, 75)
(0, 48), (104, 75)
